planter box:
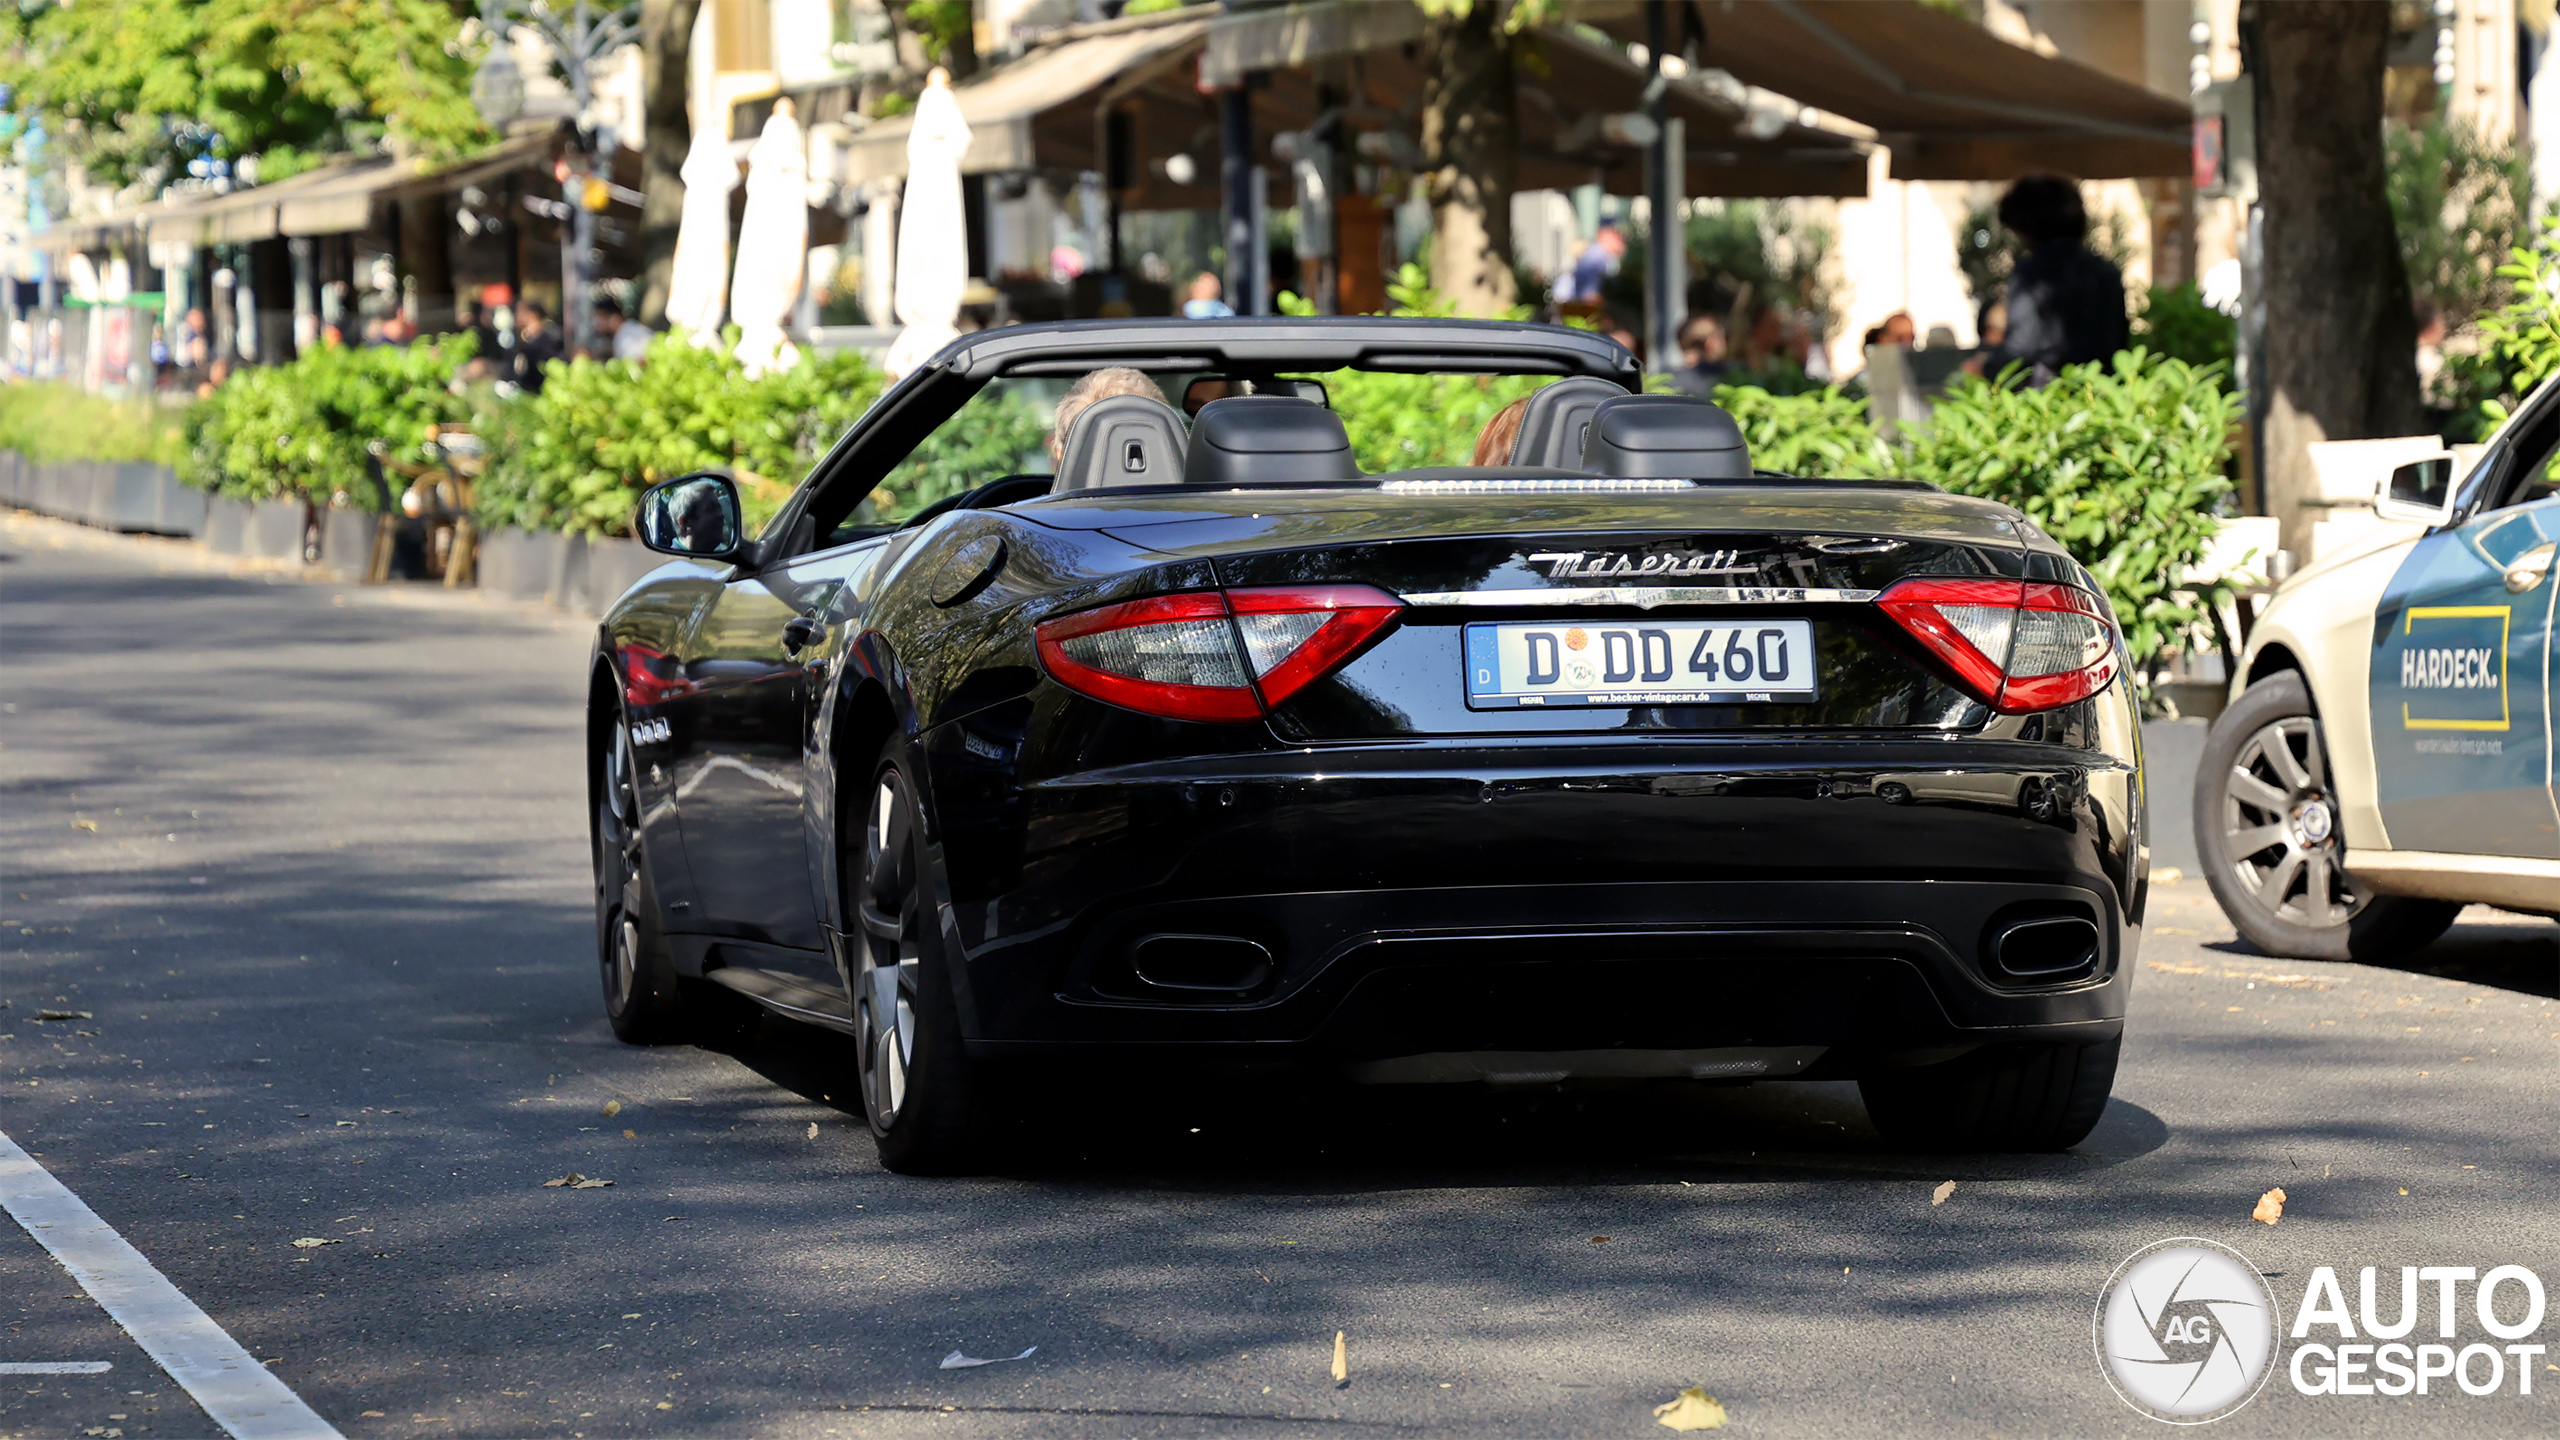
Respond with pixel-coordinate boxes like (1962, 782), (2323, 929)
(247, 500), (309, 562)
(579, 535), (664, 614)
(156, 478), (208, 538)
(203, 497), (251, 553)
(318, 506), (380, 578)
(100, 462), (169, 532)
(476, 527), (578, 603)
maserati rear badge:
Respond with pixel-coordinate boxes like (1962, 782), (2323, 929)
(1528, 549), (1751, 580)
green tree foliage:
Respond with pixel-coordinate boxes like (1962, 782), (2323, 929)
(183, 335), (476, 505)
(2477, 213), (2560, 424)
(0, 0), (485, 186)
(2386, 116), (2533, 334)
(2129, 283), (2236, 372)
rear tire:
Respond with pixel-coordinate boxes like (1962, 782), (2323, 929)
(1859, 1036), (2119, 1151)
(853, 753), (992, 1174)
(598, 709), (688, 1044)
(2193, 672), (2460, 962)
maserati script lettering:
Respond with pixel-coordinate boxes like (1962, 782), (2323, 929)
(1527, 550), (1752, 580)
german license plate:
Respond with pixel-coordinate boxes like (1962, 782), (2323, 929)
(1463, 620), (1818, 707)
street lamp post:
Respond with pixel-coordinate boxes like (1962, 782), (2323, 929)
(473, 0), (638, 359)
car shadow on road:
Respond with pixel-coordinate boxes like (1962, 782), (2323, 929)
(2205, 911), (2558, 997)
(721, 1015), (2171, 1192)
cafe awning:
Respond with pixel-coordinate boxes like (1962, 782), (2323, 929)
(1581, 0), (2192, 180)
(846, 4), (1861, 201)
(842, 14), (1213, 184)
(1212, 0), (2188, 181)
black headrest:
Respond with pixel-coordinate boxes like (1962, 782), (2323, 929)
(1183, 396), (1360, 486)
(1510, 377), (1625, 468)
(1054, 394), (1188, 492)
(1581, 394), (1752, 479)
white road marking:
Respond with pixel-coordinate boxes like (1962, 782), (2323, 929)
(0, 1129), (343, 1440)
(0, 1361), (114, 1374)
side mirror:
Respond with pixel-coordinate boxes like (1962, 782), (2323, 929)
(635, 471), (744, 560)
(2374, 452), (2459, 527)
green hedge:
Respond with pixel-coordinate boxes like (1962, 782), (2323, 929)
(182, 337), (476, 508)
(0, 382), (186, 467)
(480, 335), (890, 535)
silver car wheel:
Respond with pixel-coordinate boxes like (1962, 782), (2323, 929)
(2218, 715), (2363, 929)
(855, 772), (923, 1130)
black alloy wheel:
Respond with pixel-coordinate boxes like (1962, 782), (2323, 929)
(596, 707), (687, 1042)
(852, 757), (987, 1173)
(2193, 672), (2458, 962)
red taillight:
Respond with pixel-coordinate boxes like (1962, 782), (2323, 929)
(1034, 585), (1404, 723)
(1877, 577), (2119, 714)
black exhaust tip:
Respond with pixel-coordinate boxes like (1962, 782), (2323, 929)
(1129, 934), (1274, 993)
(1987, 912), (2102, 983)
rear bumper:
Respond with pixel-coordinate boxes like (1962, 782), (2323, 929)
(925, 732), (2142, 1073)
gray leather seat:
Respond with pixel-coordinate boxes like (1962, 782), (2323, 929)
(1054, 394), (1189, 492)
(1183, 396), (1361, 486)
(1581, 394), (1752, 479)
(1508, 377), (1626, 468)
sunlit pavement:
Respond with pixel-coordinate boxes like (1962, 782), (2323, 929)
(3, 511), (2554, 1440)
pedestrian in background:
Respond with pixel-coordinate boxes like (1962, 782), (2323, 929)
(1968, 174), (2127, 385)
(1182, 272), (1234, 319)
(1553, 222), (1627, 308)
(1670, 314), (1730, 397)
(508, 300), (562, 395)
(595, 296), (654, 363)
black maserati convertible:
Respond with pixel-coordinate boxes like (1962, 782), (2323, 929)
(588, 318), (2145, 1172)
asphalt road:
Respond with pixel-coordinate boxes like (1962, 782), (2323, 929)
(3, 512), (2554, 1440)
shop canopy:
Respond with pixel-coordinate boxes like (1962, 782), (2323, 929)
(842, 6), (1864, 201)
(28, 134), (561, 256)
(1571, 0), (2192, 180)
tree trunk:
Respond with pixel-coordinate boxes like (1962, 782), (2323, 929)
(1420, 3), (1516, 317)
(2245, 0), (2424, 561)
(637, 0), (702, 328)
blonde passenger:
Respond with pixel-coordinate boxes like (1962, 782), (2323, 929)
(1047, 367), (1170, 463)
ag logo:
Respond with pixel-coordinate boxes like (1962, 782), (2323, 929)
(2095, 1238), (2282, 1423)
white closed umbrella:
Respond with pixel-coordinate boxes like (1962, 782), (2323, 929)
(730, 99), (810, 375)
(665, 124), (740, 345)
(882, 68), (971, 382)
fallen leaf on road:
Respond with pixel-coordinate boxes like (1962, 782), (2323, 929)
(1654, 1387), (1729, 1431)
(1332, 1330), (1348, 1385)
(622, 1129), (636, 1139)
(1932, 1181), (1957, 1206)
(73, 818), (96, 832)
(543, 1174), (602, 1188)
(572, 1178), (613, 1189)
(360, 1412), (386, 1418)
(1590, 1235), (1611, 1244)
(655, 1403), (673, 1410)
(291, 1238), (339, 1249)
(806, 1122), (819, 1140)
(35, 1010), (92, 1022)
(938, 1347), (1036, 1369)
(2400, 1187), (2410, 1196)
(2253, 1188), (2286, 1225)
(2153, 866), (2182, 884)
(602, 1100), (622, 1118)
